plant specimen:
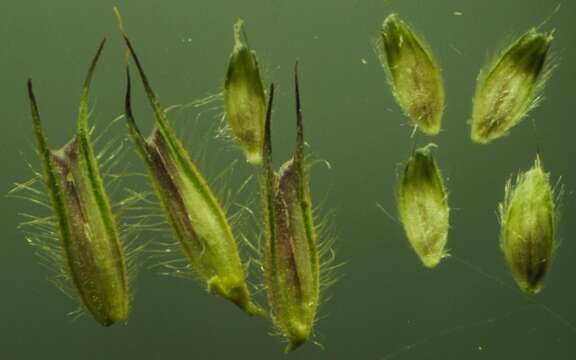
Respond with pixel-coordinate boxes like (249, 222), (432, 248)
(378, 13), (445, 135)
(120, 27), (263, 316)
(224, 19), (267, 165)
(25, 41), (130, 326)
(471, 29), (554, 143)
(499, 156), (559, 293)
(397, 144), (449, 268)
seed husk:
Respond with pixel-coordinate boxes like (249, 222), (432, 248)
(261, 66), (320, 352)
(499, 156), (557, 294)
(27, 40), (130, 326)
(121, 31), (262, 316)
(224, 19), (267, 165)
(379, 13), (445, 135)
(471, 29), (554, 144)
(397, 144), (449, 268)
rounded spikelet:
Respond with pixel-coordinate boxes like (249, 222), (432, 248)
(471, 29), (554, 144)
(397, 144), (449, 268)
(224, 19), (267, 165)
(499, 156), (557, 294)
(379, 13), (445, 135)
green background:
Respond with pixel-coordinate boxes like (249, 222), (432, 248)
(1, 0), (575, 359)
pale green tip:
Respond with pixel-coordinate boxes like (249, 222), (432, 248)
(233, 18), (245, 48)
(421, 253), (443, 268)
(245, 151), (262, 165)
(284, 323), (310, 352)
(519, 281), (544, 295)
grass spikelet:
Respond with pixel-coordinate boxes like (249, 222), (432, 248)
(118, 17), (263, 316)
(224, 19), (267, 165)
(499, 156), (558, 294)
(471, 28), (554, 144)
(378, 13), (445, 135)
(261, 65), (322, 352)
(25, 40), (130, 326)
(397, 144), (449, 268)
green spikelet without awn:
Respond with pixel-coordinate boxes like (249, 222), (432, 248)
(379, 13), (445, 135)
(471, 28), (554, 144)
(26, 40), (130, 326)
(224, 19), (267, 165)
(397, 144), (449, 268)
(499, 156), (558, 294)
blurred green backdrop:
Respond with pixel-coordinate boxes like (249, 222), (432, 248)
(1, 0), (575, 359)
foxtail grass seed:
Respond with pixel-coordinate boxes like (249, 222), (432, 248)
(379, 14), (445, 135)
(27, 40), (130, 326)
(261, 66), (321, 352)
(398, 144), (449, 268)
(471, 29), (554, 143)
(499, 156), (558, 294)
(224, 19), (267, 165)
(120, 27), (263, 316)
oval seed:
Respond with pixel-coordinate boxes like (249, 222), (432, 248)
(499, 156), (557, 294)
(224, 19), (267, 165)
(471, 29), (554, 144)
(379, 13), (445, 135)
(397, 144), (449, 268)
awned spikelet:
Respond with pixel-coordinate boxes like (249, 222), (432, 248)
(471, 29), (554, 144)
(121, 31), (262, 316)
(379, 13), (445, 135)
(261, 67), (320, 352)
(224, 19), (267, 165)
(397, 144), (449, 268)
(26, 40), (130, 326)
(499, 156), (558, 294)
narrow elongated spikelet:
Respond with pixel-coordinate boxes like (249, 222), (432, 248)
(397, 144), (449, 268)
(471, 29), (554, 144)
(121, 33), (262, 316)
(499, 156), (557, 294)
(224, 19), (267, 165)
(26, 40), (130, 326)
(379, 13), (445, 135)
(261, 67), (320, 352)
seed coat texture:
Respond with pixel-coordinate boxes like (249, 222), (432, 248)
(261, 67), (320, 352)
(27, 40), (130, 326)
(379, 13), (445, 135)
(397, 144), (449, 268)
(224, 19), (267, 165)
(499, 156), (557, 294)
(471, 29), (554, 144)
(121, 31), (262, 316)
